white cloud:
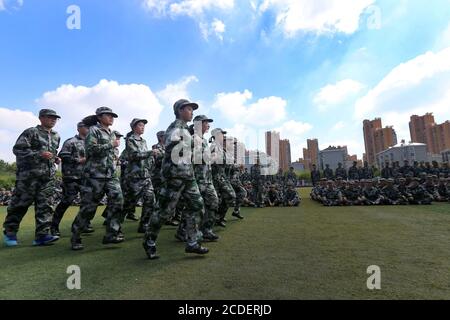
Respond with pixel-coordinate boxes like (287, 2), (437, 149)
(314, 79), (366, 111)
(142, 0), (169, 16)
(157, 75), (198, 107)
(352, 47), (450, 156)
(258, 0), (375, 36)
(169, 0), (234, 17)
(0, 108), (38, 162)
(36, 79), (164, 144)
(212, 89), (287, 126)
(199, 18), (226, 41)
(142, 0), (232, 41)
(354, 47), (450, 122)
(0, 0), (23, 11)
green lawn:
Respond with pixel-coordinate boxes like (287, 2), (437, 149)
(0, 188), (450, 300)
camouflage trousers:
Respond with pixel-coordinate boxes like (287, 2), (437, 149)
(3, 177), (55, 237)
(252, 183), (264, 206)
(199, 182), (219, 233)
(71, 177), (123, 240)
(122, 178), (155, 226)
(53, 178), (82, 227)
(119, 175), (135, 218)
(214, 177), (236, 221)
(231, 182), (247, 212)
(144, 178), (204, 246)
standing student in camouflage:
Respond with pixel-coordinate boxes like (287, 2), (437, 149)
(51, 122), (89, 237)
(122, 119), (155, 234)
(348, 162), (360, 181)
(70, 107), (124, 250)
(143, 99), (209, 259)
(250, 160), (264, 208)
(228, 141), (246, 220)
(335, 163), (347, 180)
(3, 109), (61, 247)
(211, 128), (236, 227)
(310, 164), (321, 186)
(323, 164), (334, 180)
(191, 115), (220, 241)
(286, 167), (298, 186)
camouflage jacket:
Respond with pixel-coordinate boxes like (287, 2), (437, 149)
(250, 164), (263, 184)
(151, 142), (165, 184)
(348, 166), (360, 180)
(58, 135), (85, 180)
(84, 124), (118, 179)
(363, 187), (381, 200)
(210, 140), (228, 181)
(13, 125), (61, 180)
(192, 134), (213, 184)
(284, 189), (299, 203)
(124, 133), (153, 179)
(161, 119), (194, 180)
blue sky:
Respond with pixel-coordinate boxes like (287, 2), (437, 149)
(1, 0), (450, 162)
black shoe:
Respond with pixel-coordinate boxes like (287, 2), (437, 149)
(126, 214), (139, 222)
(185, 243), (209, 255)
(175, 233), (186, 242)
(51, 226), (61, 237)
(71, 238), (83, 251)
(217, 221), (226, 228)
(203, 232), (219, 242)
(232, 211), (244, 220)
(103, 220), (108, 226)
(102, 235), (124, 245)
(143, 241), (159, 260)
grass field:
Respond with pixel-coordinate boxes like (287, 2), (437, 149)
(1, 188), (450, 300)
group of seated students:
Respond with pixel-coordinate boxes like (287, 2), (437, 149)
(311, 175), (450, 206)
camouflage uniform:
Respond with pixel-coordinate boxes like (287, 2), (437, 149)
(71, 123), (124, 244)
(283, 184), (300, 206)
(250, 163), (264, 207)
(192, 131), (219, 236)
(3, 125), (60, 238)
(52, 134), (85, 230)
(144, 118), (204, 247)
(348, 164), (360, 181)
(122, 131), (155, 230)
(211, 136), (236, 222)
(229, 163), (247, 215)
(322, 183), (342, 206)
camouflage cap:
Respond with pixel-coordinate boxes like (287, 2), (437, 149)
(113, 130), (124, 138)
(96, 106), (118, 118)
(77, 121), (88, 128)
(193, 115), (213, 123)
(173, 99), (199, 114)
(130, 118), (148, 128)
(211, 128), (227, 136)
(156, 130), (165, 137)
(39, 109), (61, 119)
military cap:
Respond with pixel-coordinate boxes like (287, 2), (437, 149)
(193, 115), (213, 123)
(130, 118), (148, 128)
(387, 178), (394, 183)
(173, 99), (198, 114)
(96, 106), (118, 118)
(157, 131), (165, 137)
(39, 109), (61, 119)
(399, 177), (406, 181)
(113, 130), (124, 138)
(77, 121), (88, 128)
(211, 128), (227, 136)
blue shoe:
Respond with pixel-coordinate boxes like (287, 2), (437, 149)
(32, 234), (60, 246)
(3, 234), (18, 247)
